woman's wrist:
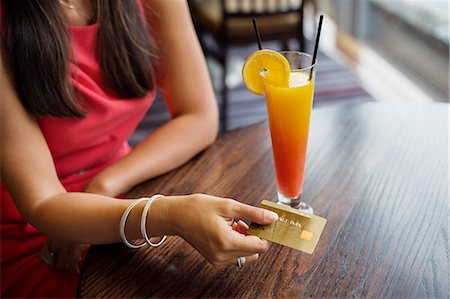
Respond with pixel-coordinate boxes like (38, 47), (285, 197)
(146, 195), (180, 237)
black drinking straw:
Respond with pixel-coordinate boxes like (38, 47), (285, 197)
(252, 18), (263, 50)
(310, 15), (324, 80)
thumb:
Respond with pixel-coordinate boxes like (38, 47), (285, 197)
(229, 200), (278, 225)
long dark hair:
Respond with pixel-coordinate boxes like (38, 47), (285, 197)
(1, 0), (157, 118)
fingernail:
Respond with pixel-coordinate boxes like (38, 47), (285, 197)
(238, 220), (249, 229)
(265, 211), (278, 221)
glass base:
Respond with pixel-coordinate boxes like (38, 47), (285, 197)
(277, 191), (314, 214)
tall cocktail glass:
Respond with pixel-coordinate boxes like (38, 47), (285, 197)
(264, 51), (316, 213)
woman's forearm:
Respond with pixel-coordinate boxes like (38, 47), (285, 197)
(85, 0), (219, 196)
(88, 112), (218, 196)
(32, 191), (278, 268)
(31, 192), (175, 244)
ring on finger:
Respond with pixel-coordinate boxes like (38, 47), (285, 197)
(41, 249), (57, 266)
(236, 256), (246, 269)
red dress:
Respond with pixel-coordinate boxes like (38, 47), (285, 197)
(0, 15), (155, 298)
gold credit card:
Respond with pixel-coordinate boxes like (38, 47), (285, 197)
(247, 200), (327, 254)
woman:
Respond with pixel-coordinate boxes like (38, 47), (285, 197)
(0, 0), (278, 297)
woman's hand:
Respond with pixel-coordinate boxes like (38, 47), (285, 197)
(41, 239), (88, 274)
(163, 194), (278, 267)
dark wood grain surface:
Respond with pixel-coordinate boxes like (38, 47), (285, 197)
(80, 103), (449, 298)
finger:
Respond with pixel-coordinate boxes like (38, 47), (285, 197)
(243, 253), (259, 265)
(229, 231), (271, 254)
(43, 240), (61, 268)
(41, 241), (49, 256)
(67, 245), (85, 274)
(224, 253), (259, 267)
(40, 241), (56, 267)
(235, 220), (249, 235)
(227, 200), (278, 225)
(225, 249), (265, 259)
(47, 239), (61, 253)
(232, 220), (249, 235)
(55, 245), (71, 270)
(66, 259), (80, 274)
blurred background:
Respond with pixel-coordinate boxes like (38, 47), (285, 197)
(131, 0), (449, 143)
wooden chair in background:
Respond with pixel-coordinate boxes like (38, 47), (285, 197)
(189, 0), (306, 132)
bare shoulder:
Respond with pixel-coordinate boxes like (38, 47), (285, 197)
(0, 53), (35, 136)
(142, 0), (191, 25)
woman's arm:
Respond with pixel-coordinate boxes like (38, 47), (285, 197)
(86, 0), (219, 196)
(0, 1), (276, 268)
(1, 49), (276, 269)
(0, 54), (139, 244)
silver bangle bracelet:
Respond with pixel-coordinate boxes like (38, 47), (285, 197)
(119, 197), (150, 249)
(140, 194), (167, 247)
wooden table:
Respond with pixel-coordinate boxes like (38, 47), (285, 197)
(80, 103), (449, 298)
